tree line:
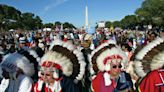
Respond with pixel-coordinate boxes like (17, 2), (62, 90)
(105, 0), (164, 31)
(0, 4), (76, 31)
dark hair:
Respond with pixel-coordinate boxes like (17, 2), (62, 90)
(122, 43), (132, 52)
(52, 45), (80, 79)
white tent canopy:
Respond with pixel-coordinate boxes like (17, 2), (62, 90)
(9, 29), (15, 32)
(43, 28), (52, 31)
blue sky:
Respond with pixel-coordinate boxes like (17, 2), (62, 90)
(0, 0), (143, 28)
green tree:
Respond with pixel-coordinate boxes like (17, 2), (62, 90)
(34, 16), (42, 29)
(0, 4), (21, 31)
(105, 21), (112, 28)
(135, 0), (164, 28)
(63, 22), (76, 29)
(0, 4), (43, 31)
(52, 21), (61, 30)
(69, 23), (76, 29)
(21, 13), (35, 30)
(55, 21), (61, 26)
(21, 12), (42, 30)
(112, 21), (121, 28)
(121, 15), (139, 29)
(43, 23), (54, 28)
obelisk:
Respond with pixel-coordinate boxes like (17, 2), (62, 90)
(85, 5), (89, 28)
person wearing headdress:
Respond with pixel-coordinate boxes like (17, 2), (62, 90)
(90, 40), (134, 92)
(0, 48), (40, 92)
(33, 40), (86, 92)
(80, 33), (93, 92)
(81, 33), (94, 50)
(18, 36), (29, 50)
(134, 37), (164, 92)
(17, 48), (41, 82)
(31, 38), (45, 58)
(38, 39), (45, 51)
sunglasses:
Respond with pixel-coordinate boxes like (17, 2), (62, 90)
(40, 72), (51, 76)
(112, 64), (122, 69)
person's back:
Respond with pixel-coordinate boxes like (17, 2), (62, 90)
(137, 69), (164, 92)
(61, 75), (82, 92)
(13, 74), (33, 92)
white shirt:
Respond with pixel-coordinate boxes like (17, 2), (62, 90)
(1, 74), (33, 92)
(15, 74), (33, 92)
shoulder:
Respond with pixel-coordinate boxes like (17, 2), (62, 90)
(139, 70), (160, 84)
(92, 72), (104, 83)
(145, 70), (159, 78)
(18, 74), (33, 84)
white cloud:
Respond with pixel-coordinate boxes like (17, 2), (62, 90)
(44, 0), (69, 11)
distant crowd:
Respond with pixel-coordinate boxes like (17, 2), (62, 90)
(0, 28), (164, 92)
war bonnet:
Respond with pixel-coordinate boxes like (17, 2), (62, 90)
(0, 48), (40, 77)
(40, 40), (86, 81)
(134, 36), (164, 77)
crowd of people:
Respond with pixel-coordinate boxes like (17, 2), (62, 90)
(0, 28), (164, 92)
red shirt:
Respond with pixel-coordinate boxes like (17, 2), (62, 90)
(138, 69), (164, 92)
(92, 72), (115, 92)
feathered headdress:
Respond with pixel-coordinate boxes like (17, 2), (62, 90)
(89, 40), (128, 75)
(134, 36), (164, 77)
(39, 40), (86, 81)
(0, 48), (40, 77)
(82, 33), (93, 41)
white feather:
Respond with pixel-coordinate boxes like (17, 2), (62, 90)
(151, 51), (164, 71)
(133, 61), (146, 77)
(136, 37), (164, 60)
(41, 51), (73, 76)
(48, 40), (86, 81)
(96, 48), (128, 71)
